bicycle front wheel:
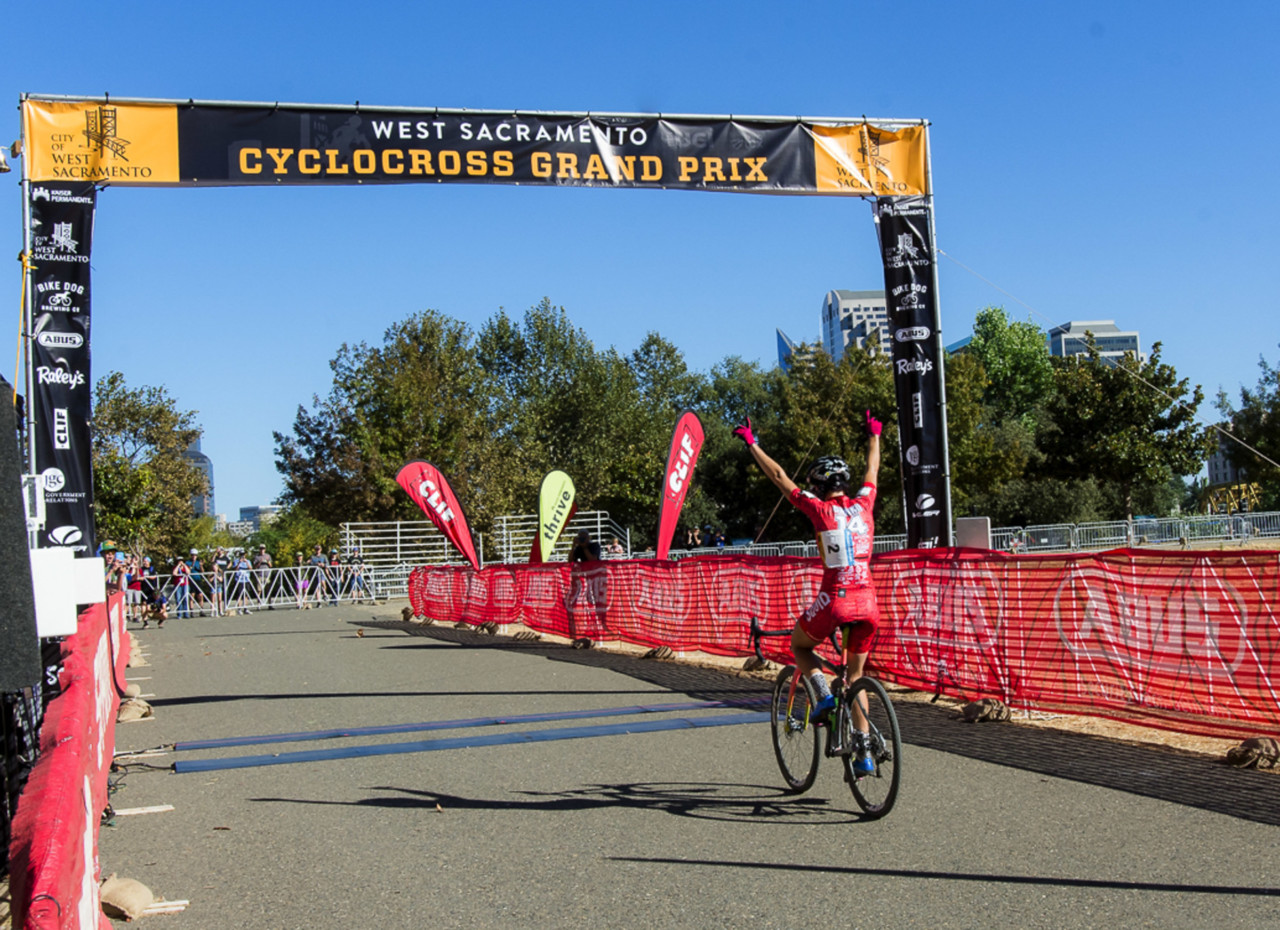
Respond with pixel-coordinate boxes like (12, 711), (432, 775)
(770, 666), (820, 793)
(842, 676), (902, 818)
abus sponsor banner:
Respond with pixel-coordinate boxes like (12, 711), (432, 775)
(655, 410), (705, 560)
(535, 470), (576, 564)
(407, 549), (1280, 739)
(394, 461), (480, 570)
(876, 196), (949, 548)
(29, 181), (96, 553)
(22, 98), (929, 196)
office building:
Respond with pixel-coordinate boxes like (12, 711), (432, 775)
(822, 289), (889, 362)
(1047, 320), (1143, 364)
(1207, 429), (1246, 487)
(183, 439), (214, 516)
(239, 505), (282, 532)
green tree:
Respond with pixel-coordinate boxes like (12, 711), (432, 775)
(92, 371), (206, 558)
(965, 306), (1055, 423)
(1040, 340), (1213, 521)
(1216, 349), (1280, 510)
(274, 309), (487, 527)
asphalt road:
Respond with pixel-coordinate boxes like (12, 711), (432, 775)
(102, 603), (1280, 929)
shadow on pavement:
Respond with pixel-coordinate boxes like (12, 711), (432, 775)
(248, 780), (863, 826)
(358, 618), (1280, 827)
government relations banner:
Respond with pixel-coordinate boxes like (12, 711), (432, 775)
(876, 197), (949, 549)
(22, 98), (929, 197)
(28, 181), (96, 553)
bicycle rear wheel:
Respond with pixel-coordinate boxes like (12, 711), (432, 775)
(842, 677), (902, 818)
(770, 666), (820, 793)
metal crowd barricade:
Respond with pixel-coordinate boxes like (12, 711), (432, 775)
(1022, 524), (1077, 552)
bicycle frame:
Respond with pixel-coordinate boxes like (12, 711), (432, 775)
(750, 617), (861, 755)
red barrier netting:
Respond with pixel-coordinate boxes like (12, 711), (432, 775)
(9, 595), (128, 930)
(409, 549), (1280, 739)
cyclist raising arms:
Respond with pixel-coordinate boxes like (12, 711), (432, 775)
(734, 410), (882, 770)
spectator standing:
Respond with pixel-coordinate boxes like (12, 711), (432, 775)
(211, 547), (231, 616)
(606, 536), (625, 557)
(308, 544), (329, 608)
(188, 549), (207, 613)
(124, 554), (144, 622)
(252, 544), (274, 607)
(328, 548), (343, 605)
(348, 547), (368, 604)
(232, 552), (253, 614)
(294, 552), (311, 609)
(171, 556), (192, 618)
(101, 541), (124, 596)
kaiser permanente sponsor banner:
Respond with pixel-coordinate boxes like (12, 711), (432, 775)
(656, 410), (704, 560)
(395, 461), (480, 570)
(876, 197), (949, 549)
(22, 98), (928, 196)
(28, 182), (97, 553)
(534, 470), (576, 564)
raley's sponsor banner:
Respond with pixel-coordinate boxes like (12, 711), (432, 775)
(875, 196), (949, 549)
(395, 461), (480, 570)
(534, 470), (576, 564)
(656, 410), (705, 560)
(22, 99), (928, 195)
(28, 182), (97, 553)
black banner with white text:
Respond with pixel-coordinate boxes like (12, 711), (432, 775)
(876, 196), (949, 549)
(28, 182), (96, 553)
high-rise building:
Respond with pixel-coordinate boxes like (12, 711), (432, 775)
(1207, 429), (1246, 487)
(239, 505), (282, 531)
(183, 439), (214, 517)
(1047, 320), (1143, 364)
(821, 289), (889, 362)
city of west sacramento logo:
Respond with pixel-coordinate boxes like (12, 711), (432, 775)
(84, 107), (130, 159)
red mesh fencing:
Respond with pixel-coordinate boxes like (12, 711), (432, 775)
(407, 548), (1280, 739)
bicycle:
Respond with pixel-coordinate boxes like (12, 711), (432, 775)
(749, 617), (902, 818)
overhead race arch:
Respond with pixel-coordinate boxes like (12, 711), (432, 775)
(18, 95), (952, 552)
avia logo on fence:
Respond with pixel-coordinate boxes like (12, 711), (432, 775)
(1052, 562), (1252, 677)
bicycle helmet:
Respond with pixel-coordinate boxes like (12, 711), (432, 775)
(807, 455), (852, 495)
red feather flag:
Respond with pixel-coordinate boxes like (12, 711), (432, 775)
(655, 410), (704, 560)
(395, 461), (480, 570)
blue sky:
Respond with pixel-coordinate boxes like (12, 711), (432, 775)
(3, 2), (1277, 517)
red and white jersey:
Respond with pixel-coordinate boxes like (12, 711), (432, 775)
(789, 482), (876, 590)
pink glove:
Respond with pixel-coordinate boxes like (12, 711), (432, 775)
(732, 418), (758, 446)
(865, 410), (883, 437)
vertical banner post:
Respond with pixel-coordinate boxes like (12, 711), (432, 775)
(875, 195), (952, 548)
(27, 181), (97, 554)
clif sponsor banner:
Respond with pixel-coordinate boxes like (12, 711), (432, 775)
(22, 98), (929, 196)
(876, 196), (949, 549)
(395, 461), (480, 570)
(407, 548), (1280, 739)
(655, 410), (704, 560)
(28, 181), (97, 554)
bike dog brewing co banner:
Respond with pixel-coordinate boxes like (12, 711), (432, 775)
(876, 197), (949, 549)
(28, 181), (97, 553)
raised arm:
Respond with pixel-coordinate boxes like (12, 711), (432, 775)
(864, 410), (882, 487)
(733, 418), (798, 497)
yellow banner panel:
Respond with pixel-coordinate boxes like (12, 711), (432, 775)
(23, 100), (179, 184)
(812, 123), (929, 197)
(538, 470), (576, 563)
